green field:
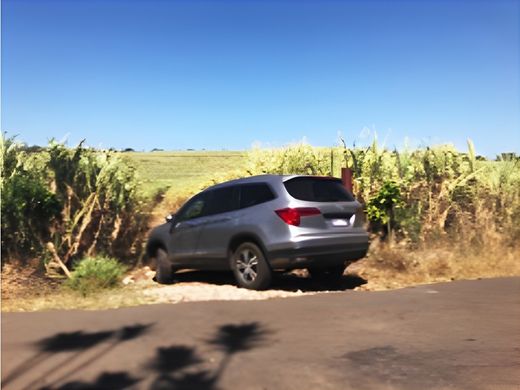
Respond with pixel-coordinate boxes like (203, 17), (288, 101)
(123, 151), (248, 197)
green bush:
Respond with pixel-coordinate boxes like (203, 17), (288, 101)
(1, 169), (62, 259)
(65, 256), (126, 296)
(366, 181), (402, 236)
(1, 134), (152, 267)
(1, 136), (62, 260)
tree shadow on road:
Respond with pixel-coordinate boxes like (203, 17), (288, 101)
(147, 322), (273, 390)
(170, 270), (367, 292)
(2, 323), (153, 390)
(3, 321), (273, 390)
(147, 345), (215, 390)
(52, 371), (141, 390)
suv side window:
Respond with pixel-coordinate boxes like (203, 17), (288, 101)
(239, 183), (275, 209)
(204, 186), (239, 216)
(175, 192), (209, 222)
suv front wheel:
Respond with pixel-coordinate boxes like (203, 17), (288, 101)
(230, 242), (272, 290)
(154, 248), (175, 284)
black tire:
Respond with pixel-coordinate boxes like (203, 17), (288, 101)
(308, 264), (346, 284)
(154, 248), (174, 284)
(230, 242), (272, 290)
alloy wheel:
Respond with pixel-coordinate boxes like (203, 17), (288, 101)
(236, 248), (259, 283)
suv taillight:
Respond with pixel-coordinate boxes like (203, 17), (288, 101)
(275, 207), (321, 226)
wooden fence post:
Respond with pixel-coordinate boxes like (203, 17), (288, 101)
(341, 167), (353, 193)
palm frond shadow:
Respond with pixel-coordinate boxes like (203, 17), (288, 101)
(3, 321), (272, 390)
(2, 324), (153, 390)
(148, 322), (272, 390)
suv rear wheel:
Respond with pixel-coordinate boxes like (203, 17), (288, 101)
(231, 242), (272, 290)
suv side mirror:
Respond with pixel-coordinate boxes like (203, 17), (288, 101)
(165, 213), (176, 223)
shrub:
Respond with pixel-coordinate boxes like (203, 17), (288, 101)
(46, 140), (148, 265)
(247, 141), (333, 176)
(1, 174), (62, 258)
(1, 134), (152, 269)
(1, 136), (62, 260)
(366, 181), (402, 239)
(66, 256), (126, 296)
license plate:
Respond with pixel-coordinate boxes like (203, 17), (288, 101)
(331, 219), (349, 226)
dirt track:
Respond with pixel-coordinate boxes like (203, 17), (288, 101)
(2, 277), (520, 390)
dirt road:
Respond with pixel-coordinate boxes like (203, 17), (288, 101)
(2, 277), (520, 390)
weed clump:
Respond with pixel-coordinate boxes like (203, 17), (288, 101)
(66, 257), (126, 296)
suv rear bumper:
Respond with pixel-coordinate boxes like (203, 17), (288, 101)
(267, 233), (369, 270)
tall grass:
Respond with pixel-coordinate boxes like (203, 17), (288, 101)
(241, 139), (520, 283)
(1, 135), (154, 273)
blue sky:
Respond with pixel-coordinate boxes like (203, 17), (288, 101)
(2, 0), (519, 157)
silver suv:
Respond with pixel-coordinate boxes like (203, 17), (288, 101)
(146, 175), (369, 290)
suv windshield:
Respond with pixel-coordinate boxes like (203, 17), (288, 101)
(284, 177), (354, 202)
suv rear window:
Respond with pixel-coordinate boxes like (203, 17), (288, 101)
(284, 177), (354, 202)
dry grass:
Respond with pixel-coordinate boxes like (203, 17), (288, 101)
(148, 191), (191, 228)
(1, 283), (157, 312)
(3, 240), (519, 312)
(0, 267), (313, 312)
(1, 261), (62, 302)
(1, 265), (162, 311)
(350, 240), (520, 291)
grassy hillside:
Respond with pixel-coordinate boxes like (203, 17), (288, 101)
(123, 151), (248, 197)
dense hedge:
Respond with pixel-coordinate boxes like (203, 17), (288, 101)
(244, 141), (519, 246)
(1, 136), (151, 267)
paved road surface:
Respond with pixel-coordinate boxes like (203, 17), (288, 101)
(2, 277), (520, 390)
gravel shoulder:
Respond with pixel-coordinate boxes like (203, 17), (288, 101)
(1, 265), (368, 312)
(3, 252), (514, 312)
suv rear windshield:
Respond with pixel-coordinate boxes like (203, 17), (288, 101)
(284, 177), (354, 202)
